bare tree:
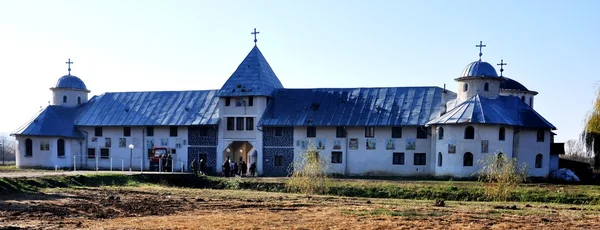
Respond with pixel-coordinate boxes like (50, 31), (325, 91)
(0, 134), (17, 164)
(562, 138), (594, 165)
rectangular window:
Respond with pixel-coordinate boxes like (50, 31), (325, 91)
(236, 117), (245, 130)
(414, 153), (426, 165)
(170, 126), (178, 137)
(331, 151), (342, 164)
(274, 127), (283, 136)
(147, 127), (154, 136)
(100, 148), (110, 159)
(307, 126), (316, 138)
(94, 127), (103, 137)
(225, 97), (231, 106)
(537, 129), (545, 142)
(274, 155), (283, 166)
(393, 152), (405, 165)
(248, 96), (254, 106)
(227, 117), (235, 130)
(171, 149), (176, 154)
(236, 98), (242, 107)
(392, 127), (402, 138)
(87, 148), (95, 159)
(416, 126), (428, 139)
(246, 117), (254, 130)
(365, 127), (375, 138)
(124, 127), (131, 137)
(336, 126), (346, 138)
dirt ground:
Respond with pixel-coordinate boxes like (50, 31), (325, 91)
(1, 186), (599, 230)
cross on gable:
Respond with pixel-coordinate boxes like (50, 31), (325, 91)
(251, 28), (260, 45)
(476, 41), (486, 61)
(65, 58), (73, 75)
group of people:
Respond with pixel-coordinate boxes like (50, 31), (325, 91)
(190, 158), (207, 175)
(222, 156), (256, 177)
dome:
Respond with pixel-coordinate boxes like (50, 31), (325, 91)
(460, 61), (499, 78)
(499, 77), (529, 91)
(54, 75), (88, 91)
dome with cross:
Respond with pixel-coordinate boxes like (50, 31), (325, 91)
(459, 61), (499, 78)
(54, 74), (88, 91)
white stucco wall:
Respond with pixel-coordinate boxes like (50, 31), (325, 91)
(15, 136), (80, 169)
(499, 90), (536, 108)
(456, 78), (501, 101)
(293, 126), (433, 176)
(51, 89), (89, 107)
(515, 129), (551, 177)
(431, 124), (514, 178)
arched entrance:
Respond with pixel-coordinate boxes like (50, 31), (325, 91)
(222, 141), (256, 176)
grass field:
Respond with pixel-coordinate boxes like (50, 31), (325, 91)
(1, 174), (599, 229)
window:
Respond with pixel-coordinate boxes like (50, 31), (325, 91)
(274, 155), (283, 166)
(535, 154), (543, 168)
(100, 148), (110, 159)
(236, 98), (242, 107)
(77, 96), (81, 105)
(25, 138), (33, 156)
(521, 96), (525, 102)
(248, 96), (254, 106)
(536, 129), (544, 142)
(246, 117), (254, 130)
(414, 153), (426, 165)
(225, 97), (231, 106)
(63, 95), (67, 103)
(146, 127), (154, 136)
(437, 152), (443, 166)
(417, 126), (428, 139)
(393, 152), (405, 165)
(124, 127), (131, 137)
(464, 126), (475, 139)
(331, 151), (342, 164)
(198, 127), (209, 137)
(336, 126), (346, 138)
(484, 82), (489, 91)
(94, 127), (103, 137)
(274, 127), (283, 136)
(392, 127), (402, 138)
(171, 149), (176, 154)
(227, 117), (235, 130)
(307, 127), (316, 138)
(365, 127), (375, 138)
(438, 127), (444, 140)
(236, 117), (245, 130)
(463, 152), (473, 166)
(87, 148), (95, 159)
(170, 126), (178, 137)
(463, 83), (468, 92)
(529, 97), (533, 107)
(57, 139), (65, 157)
(499, 127), (506, 141)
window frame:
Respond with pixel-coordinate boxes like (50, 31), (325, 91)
(227, 117), (235, 130)
(274, 127), (283, 137)
(437, 152), (442, 167)
(365, 127), (375, 138)
(536, 129), (545, 142)
(77, 96), (81, 105)
(484, 82), (489, 91)
(392, 127), (402, 138)
(463, 152), (474, 166)
(438, 127), (444, 140)
(331, 151), (343, 164)
(245, 117), (254, 131)
(535, 154), (543, 168)
(87, 148), (95, 159)
(248, 96), (254, 106)
(393, 152), (405, 165)
(100, 148), (110, 159)
(170, 126), (178, 137)
(464, 126), (475, 139)
(236, 117), (245, 131)
(94, 127), (103, 137)
(463, 83), (468, 92)
(413, 153), (426, 166)
(25, 138), (33, 157)
(63, 95), (67, 103)
(225, 97), (231, 106)
(274, 155), (283, 167)
(124, 127), (131, 137)
(499, 127), (505, 141)
(146, 126), (154, 136)
(336, 126), (346, 138)
(307, 126), (317, 138)
(416, 126), (428, 139)
(57, 139), (65, 157)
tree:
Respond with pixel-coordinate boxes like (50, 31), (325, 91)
(477, 152), (528, 201)
(0, 134), (17, 164)
(285, 141), (331, 195)
(583, 86), (600, 170)
(562, 139), (593, 165)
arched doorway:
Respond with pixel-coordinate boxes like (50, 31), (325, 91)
(222, 141), (255, 176)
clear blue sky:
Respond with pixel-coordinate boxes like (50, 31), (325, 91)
(1, 0), (599, 142)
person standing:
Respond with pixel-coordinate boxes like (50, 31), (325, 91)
(222, 156), (231, 177)
(199, 159), (207, 175)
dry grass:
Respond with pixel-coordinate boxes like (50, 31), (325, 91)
(2, 186), (600, 229)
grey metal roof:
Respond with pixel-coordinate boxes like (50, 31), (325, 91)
(426, 94), (556, 129)
(11, 106), (84, 139)
(460, 61), (499, 78)
(258, 87), (448, 127)
(75, 90), (220, 126)
(216, 45), (284, 97)
(53, 75), (89, 91)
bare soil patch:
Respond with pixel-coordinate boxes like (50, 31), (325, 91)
(1, 186), (599, 229)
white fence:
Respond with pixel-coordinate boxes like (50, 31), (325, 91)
(70, 155), (189, 173)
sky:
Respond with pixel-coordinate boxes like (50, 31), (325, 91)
(0, 0), (599, 142)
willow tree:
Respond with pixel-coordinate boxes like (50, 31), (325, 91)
(583, 86), (600, 170)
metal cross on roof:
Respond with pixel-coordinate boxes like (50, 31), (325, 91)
(497, 59), (507, 77)
(251, 28), (260, 45)
(476, 41), (486, 61)
(65, 58), (73, 75)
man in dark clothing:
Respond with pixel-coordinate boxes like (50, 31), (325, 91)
(249, 162), (256, 177)
(222, 156), (231, 177)
(190, 158), (198, 175)
(199, 159), (207, 175)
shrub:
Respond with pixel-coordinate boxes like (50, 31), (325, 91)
(477, 152), (528, 201)
(285, 141), (331, 194)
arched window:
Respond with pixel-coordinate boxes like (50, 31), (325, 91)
(535, 154), (543, 168)
(529, 97), (533, 107)
(463, 83), (468, 92)
(464, 126), (475, 139)
(63, 95), (67, 103)
(25, 138), (33, 156)
(438, 127), (444, 140)
(521, 96), (525, 102)
(536, 129), (545, 142)
(438, 152), (443, 167)
(463, 152), (473, 166)
(77, 97), (81, 105)
(498, 127), (505, 141)
(484, 82), (489, 91)
(57, 139), (65, 157)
